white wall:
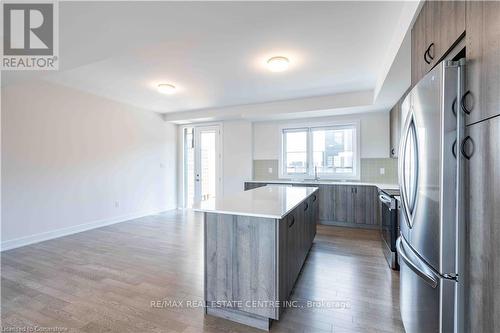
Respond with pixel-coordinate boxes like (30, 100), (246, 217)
(176, 120), (252, 206)
(253, 111), (390, 160)
(222, 121), (252, 195)
(1, 80), (177, 250)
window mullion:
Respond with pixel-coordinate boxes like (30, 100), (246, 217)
(307, 128), (313, 176)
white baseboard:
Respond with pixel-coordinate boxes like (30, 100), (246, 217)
(1, 208), (176, 252)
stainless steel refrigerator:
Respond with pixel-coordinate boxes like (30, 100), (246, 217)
(397, 59), (465, 333)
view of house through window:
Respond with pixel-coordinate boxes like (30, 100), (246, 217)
(312, 127), (354, 174)
(282, 124), (358, 179)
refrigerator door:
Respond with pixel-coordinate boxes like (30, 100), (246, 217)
(398, 62), (459, 274)
(397, 236), (457, 333)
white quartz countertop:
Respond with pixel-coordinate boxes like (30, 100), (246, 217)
(192, 185), (319, 219)
(245, 180), (399, 191)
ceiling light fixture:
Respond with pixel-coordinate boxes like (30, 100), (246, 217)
(158, 83), (176, 95)
(267, 56), (290, 72)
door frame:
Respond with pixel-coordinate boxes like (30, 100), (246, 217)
(181, 122), (223, 208)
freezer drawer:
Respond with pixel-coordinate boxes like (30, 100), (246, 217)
(397, 236), (457, 333)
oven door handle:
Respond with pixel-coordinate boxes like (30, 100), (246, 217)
(378, 194), (393, 206)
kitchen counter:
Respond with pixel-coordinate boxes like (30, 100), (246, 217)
(193, 185), (318, 219)
(245, 179), (399, 191)
(244, 180), (399, 229)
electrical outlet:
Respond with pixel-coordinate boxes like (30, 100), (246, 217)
(380, 168), (385, 175)
(268, 167), (273, 174)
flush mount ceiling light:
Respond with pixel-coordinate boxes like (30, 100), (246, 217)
(267, 56), (290, 72)
(157, 83), (176, 95)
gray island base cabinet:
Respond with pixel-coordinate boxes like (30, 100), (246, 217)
(198, 186), (318, 331)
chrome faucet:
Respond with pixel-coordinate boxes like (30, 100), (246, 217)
(314, 166), (320, 181)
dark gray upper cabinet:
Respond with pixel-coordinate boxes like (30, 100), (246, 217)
(390, 102), (401, 158)
(411, 1), (465, 86)
(411, 1), (434, 86)
(390, 90), (410, 158)
(465, 115), (500, 333)
(465, 1), (500, 125)
(432, 0), (465, 63)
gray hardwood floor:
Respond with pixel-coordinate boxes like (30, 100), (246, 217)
(1, 210), (404, 333)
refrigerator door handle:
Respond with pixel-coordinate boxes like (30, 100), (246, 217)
(455, 58), (466, 333)
(398, 111), (419, 229)
(396, 237), (439, 288)
(398, 112), (412, 228)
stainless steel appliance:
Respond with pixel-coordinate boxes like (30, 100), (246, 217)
(397, 59), (465, 333)
(379, 188), (400, 270)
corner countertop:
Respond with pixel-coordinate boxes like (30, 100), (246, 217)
(245, 179), (399, 191)
(192, 185), (319, 219)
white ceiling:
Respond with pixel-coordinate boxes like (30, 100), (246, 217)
(2, 1), (419, 121)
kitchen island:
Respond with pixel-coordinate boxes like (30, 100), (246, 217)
(193, 185), (319, 331)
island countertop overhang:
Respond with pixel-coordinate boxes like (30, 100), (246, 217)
(192, 185), (319, 219)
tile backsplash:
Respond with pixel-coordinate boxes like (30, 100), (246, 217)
(253, 159), (279, 180)
(360, 158), (398, 183)
(253, 158), (398, 184)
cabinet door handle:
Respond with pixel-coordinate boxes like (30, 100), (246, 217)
(452, 139), (457, 159)
(424, 43), (434, 64)
(304, 202), (309, 211)
(391, 148), (395, 156)
(461, 136), (474, 160)
(288, 215), (295, 228)
(424, 48), (431, 64)
(427, 43), (434, 60)
(460, 90), (473, 115)
(424, 43), (435, 65)
(452, 97), (457, 116)
(312, 194), (317, 202)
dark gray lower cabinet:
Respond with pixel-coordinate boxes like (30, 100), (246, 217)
(279, 194), (318, 302)
(244, 182), (266, 191)
(465, 115), (500, 333)
(318, 184), (334, 221)
(324, 185), (379, 228)
(243, 182), (381, 228)
(333, 185), (351, 223)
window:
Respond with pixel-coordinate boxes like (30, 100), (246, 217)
(280, 123), (359, 179)
(283, 129), (309, 175)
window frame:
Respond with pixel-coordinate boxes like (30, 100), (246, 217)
(282, 127), (310, 177)
(279, 121), (361, 180)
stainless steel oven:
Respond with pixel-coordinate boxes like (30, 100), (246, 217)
(379, 188), (400, 270)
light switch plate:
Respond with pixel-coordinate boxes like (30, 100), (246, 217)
(380, 168), (385, 175)
(268, 167), (273, 174)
